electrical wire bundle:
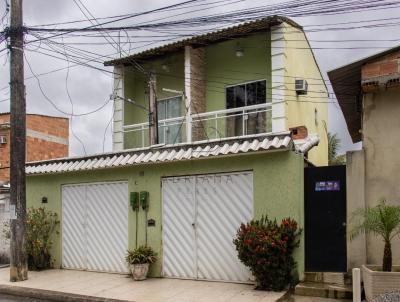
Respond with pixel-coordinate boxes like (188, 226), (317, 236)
(0, 0), (398, 154)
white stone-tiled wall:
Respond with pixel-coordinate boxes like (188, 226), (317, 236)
(270, 23), (287, 133)
(0, 192), (10, 261)
(112, 66), (124, 151)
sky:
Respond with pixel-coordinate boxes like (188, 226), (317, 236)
(0, 0), (399, 157)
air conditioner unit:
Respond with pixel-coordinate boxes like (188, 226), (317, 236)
(295, 79), (308, 95)
(0, 136), (6, 144)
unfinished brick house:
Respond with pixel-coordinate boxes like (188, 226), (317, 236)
(0, 113), (69, 182)
(328, 45), (400, 273)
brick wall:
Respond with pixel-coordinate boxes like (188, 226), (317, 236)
(188, 47), (207, 141)
(26, 136), (68, 162)
(26, 115), (69, 139)
(289, 125), (308, 140)
(0, 114), (69, 182)
(361, 50), (400, 81)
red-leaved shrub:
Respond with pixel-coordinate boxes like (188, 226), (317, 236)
(233, 216), (302, 291)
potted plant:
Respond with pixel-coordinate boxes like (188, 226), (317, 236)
(125, 246), (157, 281)
(350, 200), (400, 301)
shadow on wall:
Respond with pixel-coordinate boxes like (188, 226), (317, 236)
(0, 190), (10, 264)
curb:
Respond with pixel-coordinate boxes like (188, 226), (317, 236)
(0, 284), (132, 302)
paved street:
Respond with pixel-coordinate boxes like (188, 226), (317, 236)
(0, 294), (52, 302)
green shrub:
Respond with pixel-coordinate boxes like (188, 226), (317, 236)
(233, 216), (301, 291)
(126, 246), (157, 265)
(26, 207), (59, 270)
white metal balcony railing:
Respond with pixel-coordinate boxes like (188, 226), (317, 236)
(122, 103), (272, 149)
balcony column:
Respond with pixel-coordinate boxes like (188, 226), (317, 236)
(112, 66), (124, 151)
(271, 23), (287, 133)
(184, 46), (206, 143)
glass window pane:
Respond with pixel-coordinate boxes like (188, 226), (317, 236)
(157, 101), (165, 120)
(166, 97), (182, 118)
(167, 124), (181, 144)
(256, 80), (266, 104)
(226, 87), (235, 109)
(246, 82), (257, 106)
(234, 85), (246, 108)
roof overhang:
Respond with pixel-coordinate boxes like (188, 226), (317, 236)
(104, 15), (302, 66)
(328, 45), (400, 143)
(26, 133), (300, 175)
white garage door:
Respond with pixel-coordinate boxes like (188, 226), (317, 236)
(62, 182), (128, 273)
(162, 172), (253, 282)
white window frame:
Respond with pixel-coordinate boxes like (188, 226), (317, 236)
(157, 95), (183, 120)
(225, 79), (267, 108)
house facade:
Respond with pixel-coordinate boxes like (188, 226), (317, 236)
(105, 15), (328, 166)
(328, 46), (400, 269)
(25, 16), (328, 283)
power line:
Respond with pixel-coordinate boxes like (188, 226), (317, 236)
(25, 0), (204, 44)
(61, 36), (87, 155)
(24, 52), (113, 116)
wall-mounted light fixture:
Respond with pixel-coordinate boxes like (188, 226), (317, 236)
(235, 44), (244, 57)
(41, 196), (48, 204)
(161, 63), (170, 73)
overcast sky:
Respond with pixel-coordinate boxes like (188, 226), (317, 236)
(0, 0), (399, 157)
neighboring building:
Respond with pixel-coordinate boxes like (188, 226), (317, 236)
(0, 113), (69, 182)
(25, 16), (327, 283)
(328, 46), (400, 269)
(0, 113), (68, 262)
(105, 15), (328, 166)
(0, 184), (10, 263)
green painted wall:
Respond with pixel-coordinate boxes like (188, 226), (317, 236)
(205, 32), (272, 112)
(123, 52), (185, 149)
(123, 32), (272, 148)
(26, 150), (304, 279)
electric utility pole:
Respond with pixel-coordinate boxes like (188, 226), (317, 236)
(9, 0), (28, 282)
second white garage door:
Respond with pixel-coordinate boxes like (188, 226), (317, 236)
(162, 172), (253, 283)
(62, 181), (128, 273)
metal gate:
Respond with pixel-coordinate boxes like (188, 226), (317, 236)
(305, 166), (347, 272)
(62, 182), (128, 273)
(162, 172), (253, 282)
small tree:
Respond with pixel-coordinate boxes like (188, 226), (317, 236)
(350, 200), (400, 272)
(323, 121), (345, 166)
(26, 207), (60, 270)
(327, 132), (345, 165)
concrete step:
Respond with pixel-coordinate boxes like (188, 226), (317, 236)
(303, 272), (351, 286)
(295, 282), (353, 300)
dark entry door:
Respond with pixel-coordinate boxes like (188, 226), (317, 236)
(305, 165), (347, 272)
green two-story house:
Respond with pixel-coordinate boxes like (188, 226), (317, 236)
(106, 15), (328, 166)
(26, 16), (328, 283)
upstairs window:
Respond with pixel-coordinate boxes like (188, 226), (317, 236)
(225, 80), (267, 137)
(226, 80), (266, 109)
(157, 96), (182, 145)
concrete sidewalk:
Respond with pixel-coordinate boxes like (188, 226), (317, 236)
(0, 268), (286, 302)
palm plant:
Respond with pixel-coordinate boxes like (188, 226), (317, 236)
(322, 121), (345, 165)
(327, 132), (345, 165)
(350, 200), (400, 272)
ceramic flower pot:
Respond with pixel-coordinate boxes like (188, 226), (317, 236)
(362, 265), (400, 302)
(130, 263), (150, 281)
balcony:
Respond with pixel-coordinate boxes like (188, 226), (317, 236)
(123, 103), (272, 149)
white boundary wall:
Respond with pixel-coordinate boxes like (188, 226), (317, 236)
(0, 192), (10, 261)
